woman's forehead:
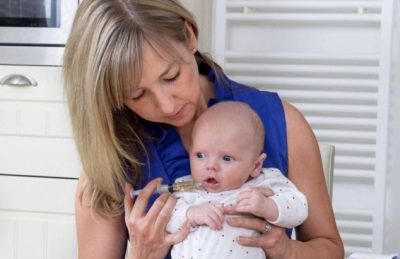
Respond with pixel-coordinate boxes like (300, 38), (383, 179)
(137, 40), (187, 78)
(142, 38), (186, 65)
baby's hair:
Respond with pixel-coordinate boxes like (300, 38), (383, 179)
(194, 101), (265, 154)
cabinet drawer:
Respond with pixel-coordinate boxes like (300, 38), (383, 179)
(0, 65), (81, 178)
(0, 135), (81, 178)
(0, 175), (77, 214)
(0, 65), (63, 102)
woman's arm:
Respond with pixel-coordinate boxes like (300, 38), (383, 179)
(227, 101), (344, 259)
(282, 100), (344, 257)
(75, 172), (128, 259)
(76, 174), (191, 259)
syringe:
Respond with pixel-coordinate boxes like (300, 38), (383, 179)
(130, 180), (204, 198)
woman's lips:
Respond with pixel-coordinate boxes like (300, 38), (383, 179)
(167, 106), (185, 121)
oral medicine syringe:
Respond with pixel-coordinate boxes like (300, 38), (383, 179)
(130, 180), (203, 198)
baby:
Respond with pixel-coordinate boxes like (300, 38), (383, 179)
(166, 101), (308, 259)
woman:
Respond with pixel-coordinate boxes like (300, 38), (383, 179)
(63, 0), (344, 258)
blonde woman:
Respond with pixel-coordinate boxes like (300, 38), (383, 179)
(63, 0), (344, 258)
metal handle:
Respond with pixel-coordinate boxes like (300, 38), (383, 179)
(0, 74), (37, 87)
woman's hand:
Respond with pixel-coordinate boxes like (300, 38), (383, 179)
(225, 207), (293, 258)
(124, 178), (191, 259)
(226, 186), (293, 258)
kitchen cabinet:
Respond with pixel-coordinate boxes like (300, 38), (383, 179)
(0, 176), (77, 258)
(0, 1), (209, 257)
(0, 65), (80, 258)
(0, 66), (81, 178)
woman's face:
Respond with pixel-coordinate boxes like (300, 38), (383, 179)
(124, 41), (206, 128)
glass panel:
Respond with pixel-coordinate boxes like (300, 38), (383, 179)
(0, 0), (60, 28)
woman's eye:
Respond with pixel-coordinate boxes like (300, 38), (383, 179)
(223, 156), (234, 162)
(164, 71), (180, 83)
(131, 90), (145, 101)
(196, 152), (205, 159)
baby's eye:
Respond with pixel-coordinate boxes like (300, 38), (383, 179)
(222, 155), (234, 162)
(196, 152), (205, 159)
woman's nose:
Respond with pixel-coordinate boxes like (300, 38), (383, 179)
(154, 89), (175, 115)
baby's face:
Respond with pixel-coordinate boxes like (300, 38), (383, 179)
(189, 122), (260, 193)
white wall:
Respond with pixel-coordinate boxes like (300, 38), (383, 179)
(385, 0), (400, 252)
(179, 0), (212, 53)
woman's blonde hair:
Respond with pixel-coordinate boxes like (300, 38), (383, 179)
(63, 0), (220, 216)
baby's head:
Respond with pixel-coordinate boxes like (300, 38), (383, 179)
(190, 101), (266, 192)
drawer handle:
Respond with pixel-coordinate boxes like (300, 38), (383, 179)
(0, 74), (38, 87)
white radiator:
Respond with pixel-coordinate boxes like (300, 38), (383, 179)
(212, 0), (393, 256)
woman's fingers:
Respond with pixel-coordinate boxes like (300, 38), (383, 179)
(131, 178), (163, 218)
(227, 216), (268, 247)
(226, 215), (266, 233)
(124, 178), (167, 238)
(124, 183), (135, 221)
(224, 204), (253, 216)
(253, 186), (274, 197)
(151, 192), (177, 230)
(226, 215), (289, 258)
(165, 221), (192, 245)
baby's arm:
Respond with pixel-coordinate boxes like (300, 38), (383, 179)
(267, 171), (308, 228)
(235, 168), (308, 228)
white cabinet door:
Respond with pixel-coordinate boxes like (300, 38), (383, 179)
(0, 175), (78, 258)
(0, 65), (81, 178)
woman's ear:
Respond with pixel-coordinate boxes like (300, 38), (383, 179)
(185, 21), (198, 51)
(250, 153), (267, 178)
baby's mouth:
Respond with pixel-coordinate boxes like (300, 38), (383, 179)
(206, 177), (218, 183)
(202, 177), (220, 190)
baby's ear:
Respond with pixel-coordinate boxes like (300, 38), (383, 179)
(250, 153), (267, 178)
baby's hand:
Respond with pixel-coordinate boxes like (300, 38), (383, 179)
(186, 203), (225, 230)
(235, 186), (274, 219)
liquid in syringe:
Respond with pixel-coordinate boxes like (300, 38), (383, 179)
(130, 180), (204, 198)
